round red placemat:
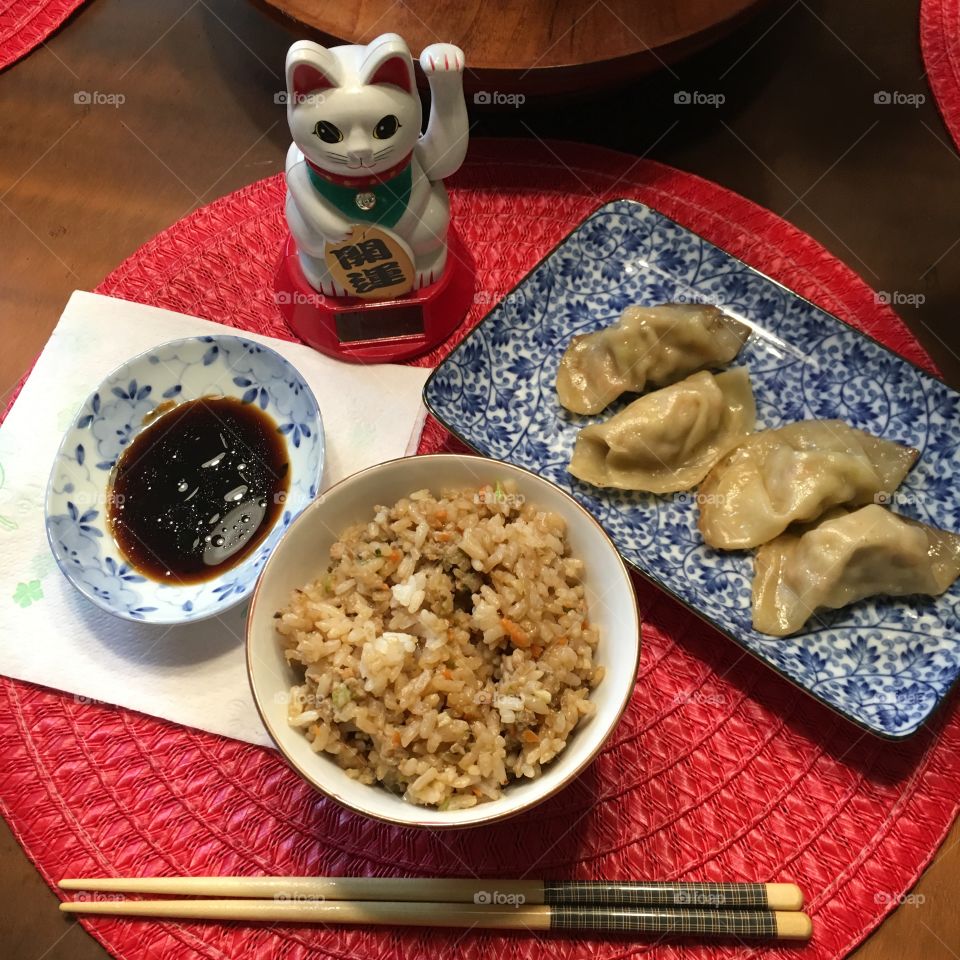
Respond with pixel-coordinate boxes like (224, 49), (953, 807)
(921, 0), (960, 149)
(0, 0), (86, 72)
(1, 139), (958, 960)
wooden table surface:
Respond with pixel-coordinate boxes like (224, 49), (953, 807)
(2, 0), (959, 958)
(260, 0), (766, 94)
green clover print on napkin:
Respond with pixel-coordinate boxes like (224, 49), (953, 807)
(13, 580), (44, 608)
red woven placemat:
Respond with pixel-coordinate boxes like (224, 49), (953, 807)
(921, 0), (960, 149)
(2, 139), (957, 960)
(0, 0), (86, 72)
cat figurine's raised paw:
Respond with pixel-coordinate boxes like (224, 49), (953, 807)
(283, 33), (468, 297)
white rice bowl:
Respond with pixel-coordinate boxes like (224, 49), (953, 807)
(247, 455), (640, 828)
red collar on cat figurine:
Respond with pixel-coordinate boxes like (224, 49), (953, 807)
(303, 152), (413, 188)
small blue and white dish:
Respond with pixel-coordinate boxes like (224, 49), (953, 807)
(424, 198), (960, 739)
(46, 335), (324, 625)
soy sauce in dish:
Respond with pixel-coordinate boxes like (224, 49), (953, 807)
(108, 396), (289, 584)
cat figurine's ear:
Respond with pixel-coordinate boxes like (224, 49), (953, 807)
(285, 40), (341, 100)
(358, 33), (416, 94)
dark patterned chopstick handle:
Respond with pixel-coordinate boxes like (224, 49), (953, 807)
(550, 906), (811, 940)
(543, 881), (770, 909)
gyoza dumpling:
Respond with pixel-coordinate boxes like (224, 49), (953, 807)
(568, 367), (755, 493)
(698, 421), (918, 550)
(752, 505), (960, 636)
(556, 303), (751, 415)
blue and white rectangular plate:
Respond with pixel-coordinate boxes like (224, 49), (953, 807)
(423, 199), (960, 740)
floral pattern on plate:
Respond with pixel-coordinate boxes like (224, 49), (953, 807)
(46, 335), (324, 624)
(424, 199), (960, 738)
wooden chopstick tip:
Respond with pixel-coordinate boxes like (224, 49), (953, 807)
(60, 898), (154, 915)
(61, 901), (99, 914)
(774, 911), (813, 941)
(765, 882), (805, 912)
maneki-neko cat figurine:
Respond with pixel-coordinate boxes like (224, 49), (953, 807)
(275, 33), (475, 362)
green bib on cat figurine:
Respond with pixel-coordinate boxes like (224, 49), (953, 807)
(306, 162), (413, 230)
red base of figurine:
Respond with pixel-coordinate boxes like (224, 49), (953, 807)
(275, 228), (475, 363)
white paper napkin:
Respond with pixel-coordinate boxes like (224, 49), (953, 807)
(0, 291), (432, 746)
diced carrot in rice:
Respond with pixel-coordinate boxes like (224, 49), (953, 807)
(500, 617), (531, 648)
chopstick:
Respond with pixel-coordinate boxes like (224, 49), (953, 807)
(59, 877), (804, 911)
(59, 898), (813, 940)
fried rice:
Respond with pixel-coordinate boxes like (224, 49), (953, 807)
(275, 482), (603, 809)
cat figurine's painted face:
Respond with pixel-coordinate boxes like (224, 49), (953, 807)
(286, 36), (422, 175)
